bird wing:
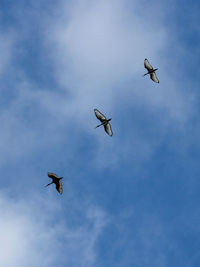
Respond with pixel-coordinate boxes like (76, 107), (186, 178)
(48, 172), (59, 179)
(56, 180), (63, 194)
(94, 109), (106, 122)
(144, 59), (153, 71)
(104, 123), (113, 136)
(150, 72), (159, 83)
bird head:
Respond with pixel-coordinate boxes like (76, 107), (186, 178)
(108, 118), (112, 122)
(59, 177), (63, 180)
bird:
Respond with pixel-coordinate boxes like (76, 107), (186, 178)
(45, 172), (63, 194)
(143, 58), (159, 83)
(94, 108), (113, 136)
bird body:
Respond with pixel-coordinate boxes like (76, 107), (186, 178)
(46, 172), (63, 194)
(144, 59), (159, 83)
(143, 68), (158, 75)
(95, 118), (111, 128)
(94, 109), (113, 136)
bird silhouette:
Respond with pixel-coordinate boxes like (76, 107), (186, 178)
(143, 58), (159, 83)
(45, 172), (63, 194)
(94, 109), (113, 136)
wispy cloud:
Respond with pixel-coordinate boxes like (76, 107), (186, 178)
(44, 0), (192, 120)
(0, 192), (107, 267)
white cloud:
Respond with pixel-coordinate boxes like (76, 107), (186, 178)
(46, 0), (166, 107)
(45, 0), (192, 119)
(0, 192), (107, 267)
(42, 0), (195, 161)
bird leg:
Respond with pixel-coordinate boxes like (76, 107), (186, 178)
(143, 72), (149, 76)
(45, 182), (53, 187)
(95, 123), (103, 128)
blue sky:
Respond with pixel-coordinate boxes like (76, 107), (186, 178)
(0, 0), (200, 266)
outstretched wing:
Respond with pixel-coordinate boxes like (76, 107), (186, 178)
(104, 123), (113, 136)
(144, 59), (153, 71)
(48, 172), (59, 179)
(150, 72), (159, 83)
(56, 180), (63, 194)
(94, 109), (106, 122)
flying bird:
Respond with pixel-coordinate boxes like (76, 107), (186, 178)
(143, 58), (159, 83)
(94, 109), (113, 136)
(45, 172), (63, 194)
